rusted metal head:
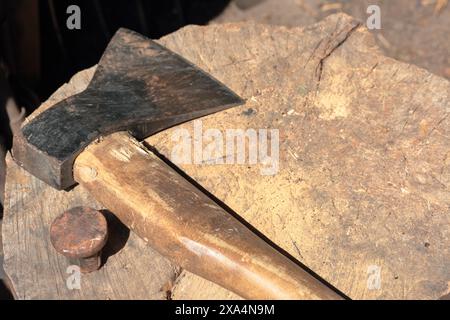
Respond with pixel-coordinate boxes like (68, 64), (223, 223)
(50, 207), (108, 272)
(13, 28), (244, 190)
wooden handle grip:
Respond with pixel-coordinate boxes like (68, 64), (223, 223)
(74, 132), (342, 300)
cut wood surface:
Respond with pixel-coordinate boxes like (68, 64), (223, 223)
(73, 131), (342, 300)
(215, 0), (450, 80)
(2, 13), (450, 299)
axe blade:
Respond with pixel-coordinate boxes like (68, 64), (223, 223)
(13, 28), (244, 190)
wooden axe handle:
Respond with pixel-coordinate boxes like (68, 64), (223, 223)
(74, 131), (342, 300)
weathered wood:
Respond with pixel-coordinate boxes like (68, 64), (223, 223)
(2, 69), (179, 300)
(156, 14), (450, 299)
(214, 0), (450, 80)
(73, 131), (341, 299)
(3, 151), (179, 299)
(3, 13), (450, 299)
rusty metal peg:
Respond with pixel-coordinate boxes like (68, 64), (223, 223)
(50, 207), (108, 273)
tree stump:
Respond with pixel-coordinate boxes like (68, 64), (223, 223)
(214, 0), (450, 80)
(2, 13), (449, 299)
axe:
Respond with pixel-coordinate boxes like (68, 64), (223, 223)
(13, 29), (342, 300)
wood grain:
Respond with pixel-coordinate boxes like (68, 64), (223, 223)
(2, 152), (179, 299)
(157, 14), (450, 300)
(3, 13), (450, 299)
(73, 131), (342, 299)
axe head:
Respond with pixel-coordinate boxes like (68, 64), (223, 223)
(13, 28), (244, 190)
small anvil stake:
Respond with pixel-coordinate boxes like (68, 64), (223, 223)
(13, 29), (342, 300)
